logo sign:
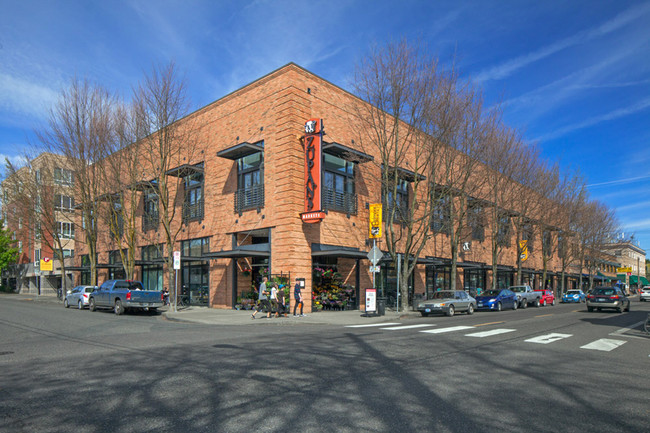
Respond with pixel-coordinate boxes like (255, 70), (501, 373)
(369, 203), (382, 238)
(519, 240), (528, 262)
(40, 257), (53, 272)
(369, 265), (381, 273)
(365, 288), (377, 312)
(616, 267), (632, 273)
(173, 251), (181, 270)
(462, 242), (471, 252)
(301, 118), (325, 223)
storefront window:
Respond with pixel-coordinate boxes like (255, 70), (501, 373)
(181, 237), (210, 306)
(142, 245), (163, 291)
(464, 268), (485, 292)
(312, 256), (356, 311)
(109, 250), (126, 280)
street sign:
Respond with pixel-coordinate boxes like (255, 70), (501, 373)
(367, 245), (383, 265)
(369, 265), (381, 273)
(40, 257), (53, 272)
(366, 288), (377, 312)
(173, 251), (181, 270)
(369, 203), (382, 238)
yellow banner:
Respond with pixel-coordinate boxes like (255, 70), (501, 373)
(519, 240), (528, 262)
(40, 258), (53, 271)
(616, 267), (632, 273)
(369, 203), (382, 238)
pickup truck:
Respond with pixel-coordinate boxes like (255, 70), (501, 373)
(508, 285), (541, 308)
(88, 280), (164, 315)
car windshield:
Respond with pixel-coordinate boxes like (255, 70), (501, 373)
(114, 281), (145, 291)
(428, 291), (454, 300)
(481, 290), (500, 297)
(566, 291), (580, 295)
(510, 286), (526, 292)
(593, 288), (615, 296)
(84, 287), (95, 293)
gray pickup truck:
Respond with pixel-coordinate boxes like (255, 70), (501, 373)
(509, 285), (541, 308)
(88, 279), (163, 315)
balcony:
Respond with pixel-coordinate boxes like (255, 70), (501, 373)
(183, 200), (204, 222)
(142, 211), (159, 231)
(235, 184), (264, 215)
(322, 186), (357, 216)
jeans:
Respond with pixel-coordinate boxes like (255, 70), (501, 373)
(293, 300), (304, 315)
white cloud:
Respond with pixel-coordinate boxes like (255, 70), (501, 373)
(0, 72), (58, 122)
(587, 174), (650, 188)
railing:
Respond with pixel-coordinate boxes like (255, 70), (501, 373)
(322, 186), (357, 215)
(183, 200), (204, 222)
(234, 184), (264, 215)
(142, 211), (159, 231)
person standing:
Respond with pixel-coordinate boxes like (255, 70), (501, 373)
(269, 283), (279, 318)
(293, 278), (304, 316)
(252, 277), (270, 319)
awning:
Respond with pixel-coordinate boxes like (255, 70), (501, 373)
(206, 243), (271, 259)
(166, 164), (204, 177)
(311, 243), (368, 259)
(322, 142), (373, 164)
(217, 141), (264, 160)
(128, 180), (159, 192)
(382, 164), (426, 182)
(618, 274), (650, 285)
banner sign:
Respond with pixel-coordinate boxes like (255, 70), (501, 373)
(616, 267), (632, 273)
(369, 203), (382, 238)
(40, 257), (53, 272)
(301, 118), (326, 223)
(519, 240), (529, 261)
(365, 288), (377, 312)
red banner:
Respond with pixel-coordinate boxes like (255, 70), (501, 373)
(301, 119), (325, 223)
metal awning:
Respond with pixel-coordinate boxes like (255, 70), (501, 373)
(382, 164), (426, 182)
(322, 142), (373, 164)
(129, 180), (159, 192)
(311, 243), (368, 259)
(166, 164), (204, 178)
(206, 243), (271, 259)
(216, 141), (264, 160)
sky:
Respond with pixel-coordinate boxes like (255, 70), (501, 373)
(1, 0), (649, 250)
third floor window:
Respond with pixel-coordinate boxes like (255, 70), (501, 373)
(54, 167), (74, 186)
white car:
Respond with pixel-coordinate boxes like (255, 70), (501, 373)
(640, 286), (650, 302)
(64, 285), (97, 309)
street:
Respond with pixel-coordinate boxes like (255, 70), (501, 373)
(0, 296), (648, 433)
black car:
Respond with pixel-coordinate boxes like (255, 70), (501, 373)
(586, 286), (630, 313)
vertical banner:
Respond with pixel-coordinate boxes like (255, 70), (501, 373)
(365, 288), (377, 312)
(369, 203), (382, 238)
(519, 240), (529, 261)
(301, 118), (326, 223)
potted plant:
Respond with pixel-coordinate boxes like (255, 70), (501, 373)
(241, 267), (251, 277)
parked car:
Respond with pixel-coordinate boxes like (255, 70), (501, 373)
(509, 285), (541, 308)
(562, 289), (586, 303)
(586, 286), (630, 313)
(464, 287), (483, 299)
(536, 289), (555, 306)
(417, 290), (476, 317)
(475, 289), (518, 311)
(64, 285), (98, 309)
(639, 286), (650, 302)
(89, 280), (164, 315)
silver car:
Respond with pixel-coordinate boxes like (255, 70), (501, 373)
(418, 290), (476, 317)
(586, 286), (630, 313)
(64, 285), (98, 309)
(640, 286), (650, 302)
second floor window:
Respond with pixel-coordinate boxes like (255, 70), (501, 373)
(467, 200), (485, 241)
(431, 194), (451, 234)
(322, 153), (356, 215)
(522, 223), (534, 253)
(143, 189), (159, 231)
(183, 168), (204, 222)
(497, 214), (510, 247)
(235, 151), (264, 213)
(56, 221), (74, 239)
(54, 194), (75, 211)
(543, 230), (552, 256)
(383, 177), (409, 222)
(54, 167), (74, 186)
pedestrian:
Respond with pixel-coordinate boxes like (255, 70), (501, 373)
(162, 288), (170, 306)
(269, 283), (279, 318)
(293, 278), (304, 316)
(252, 277), (270, 319)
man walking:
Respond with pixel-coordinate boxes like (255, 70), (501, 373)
(293, 278), (305, 317)
(252, 277), (270, 319)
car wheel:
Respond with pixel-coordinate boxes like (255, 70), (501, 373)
(534, 299), (540, 308)
(420, 312), (428, 317)
(512, 300), (517, 310)
(551, 299), (555, 306)
(77, 300), (83, 310)
(64, 299), (69, 308)
(542, 300), (547, 307)
(114, 300), (124, 316)
(446, 305), (455, 317)
(496, 302), (502, 312)
(521, 300), (527, 309)
(617, 306), (623, 313)
(587, 306), (593, 312)
(89, 298), (96, 312)
(467, 304), (474, 315)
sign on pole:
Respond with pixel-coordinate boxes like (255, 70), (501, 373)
(173, 251), (181, 270)
(369, 265), (381, 273)
(367, 245), (383, 266)
(40, 258), (53, 272)
(369, 203), (382, 238)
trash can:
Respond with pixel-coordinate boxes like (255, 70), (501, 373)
(377, 297), (386, 316)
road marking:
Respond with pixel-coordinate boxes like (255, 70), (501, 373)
(381, 324), (436, 330)
(474, 321), (505, 327)
(580, 339), (626, 352)
(525, 333), (572, 344)
(420, 326), (474, 334)
(609, 321), (645, 336)
(535, 314), (553, 318)
(345, 323), (400, 328)
(465, 328), (517, 338)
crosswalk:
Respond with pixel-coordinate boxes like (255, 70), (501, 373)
(344, 323), (630, 353)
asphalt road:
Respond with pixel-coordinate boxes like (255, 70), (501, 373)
(1, 296), (648, 433)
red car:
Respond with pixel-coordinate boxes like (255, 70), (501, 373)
(536, 290), (555, 306)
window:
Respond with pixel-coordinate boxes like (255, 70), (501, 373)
(522, 223), (534, 253)
(34, 249), (41, 262)
(110, 198), (124, 238)
(18, 217), (22, 229)
(63, 249), (74, 258)
(142, 245), (164, 291)
(18, 240), (22, 251)
(183, 167), (204, 222)
(56, 221), (74, 239)
(558, 233), (566, 259)
(383, 177), (409, 222)
(54, 167), (74, 186)
(235, 151), (264, 214)
(108, 250), (126, 280)
(431, 194), (451, 234)
(468, 200), (485, 241)
(322, 153), (356, 215)
(54, 195), (75, 211)
(497, 214), (510, 247)
(142, 188), (159, 231)
(543, 230), (552, 257)
(181, 237), (210, 306)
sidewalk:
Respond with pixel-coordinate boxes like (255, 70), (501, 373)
(1, 292), (415, 326)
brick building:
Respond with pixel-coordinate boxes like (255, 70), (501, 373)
(63, 63), (594, 310)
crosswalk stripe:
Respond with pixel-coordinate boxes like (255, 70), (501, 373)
(465, 328), (516, 338)
(580, 339), (627, 352)
(345, 323), (400, 328)
(525, 333), (572, 344)
(381, 324), (436, 330)
(420, 326), (474, 334)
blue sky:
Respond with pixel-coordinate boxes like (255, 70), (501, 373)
(1, 0), (649, 249)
